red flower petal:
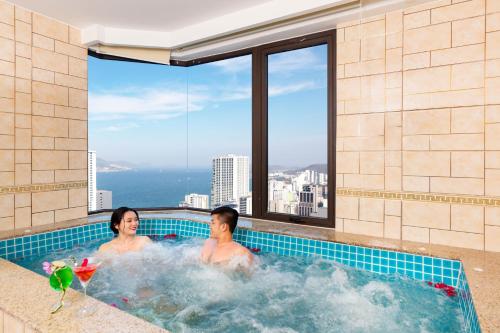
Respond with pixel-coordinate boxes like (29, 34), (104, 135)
(164, 234), (177, 239)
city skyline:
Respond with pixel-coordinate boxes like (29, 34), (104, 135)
(91, 150), (327, 215)
(268, 168), (328, 217)
(177, 153), (327, 218)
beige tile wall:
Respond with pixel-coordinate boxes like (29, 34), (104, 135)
(0, 0), (497, 252)
(336, 0), (500, 252)
(0, 1), (87, 232)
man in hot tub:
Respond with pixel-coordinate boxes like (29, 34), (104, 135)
(200, 206), (254, 268)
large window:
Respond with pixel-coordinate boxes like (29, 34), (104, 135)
(88, 30), (335, 227)
(88, 57), (189, 210)
(185, 55), (252, 213)
(253, 32), (335, 227)
(267, 44), (328, 218)
(88, 55), (253, 213)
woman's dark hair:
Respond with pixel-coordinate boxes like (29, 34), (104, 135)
(110, 207), (139, 235)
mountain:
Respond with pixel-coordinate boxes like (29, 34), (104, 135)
(297, 164), (327, 174)
(269, 164), (328, 174)
(268, 165), (298, 172)
(96, 158), (137, 173)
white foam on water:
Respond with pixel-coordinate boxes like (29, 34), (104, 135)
(18, 237), (465, 333)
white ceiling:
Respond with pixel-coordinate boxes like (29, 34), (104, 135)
(9, 0), (433, 61)
(8, 0), (271, 31)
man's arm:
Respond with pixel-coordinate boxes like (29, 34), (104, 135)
(242, 247), (254, 266)
(234, 245), (254, 266)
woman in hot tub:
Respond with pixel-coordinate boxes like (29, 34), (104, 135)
(98, 207), (152, 254)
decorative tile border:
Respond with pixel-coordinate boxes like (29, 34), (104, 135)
(0, 217), (480, 333)
(336, 188), (500, 207)
(0, 181), (87, 195)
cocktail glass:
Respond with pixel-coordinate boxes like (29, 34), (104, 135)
(73, 257), (101, 316)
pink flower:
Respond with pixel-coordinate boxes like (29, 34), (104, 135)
(42, 261), (52, 275)
(121, 297), (129, 303)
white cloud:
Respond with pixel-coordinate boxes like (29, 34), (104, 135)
(268, 47), (324, 74)
(89, 86), (208, 121)
(99, 123), (139, 132)
(207, 55), (251, 73)
(90, 79), (319, 122)
(90, 52), (323, 122)
(207, 47), (325, 75)
(268, 81), (316, 96)
(214, 80), (319, 101)
(218, 85), (251, 101)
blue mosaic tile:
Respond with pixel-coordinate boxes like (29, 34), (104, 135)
(458, 270), (481, 333)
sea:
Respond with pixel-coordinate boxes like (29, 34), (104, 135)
(96, 169), (212, 209)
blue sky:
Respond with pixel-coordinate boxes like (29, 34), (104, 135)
(88, 44), (328, 169)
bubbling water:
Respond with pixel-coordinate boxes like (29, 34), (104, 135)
(16, 238), (465, 333)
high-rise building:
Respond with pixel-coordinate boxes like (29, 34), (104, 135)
(88, 151), (97, 211)
(298, 186), (314, 217)
(96, 190), (112, 210)
(268, 179), (297, 214)
(211, 155), (249, 209)
(319, 172), (328, 185)
(180, 193), (209, 209)
(298, 185), (323, 217)
(239, 195), (252, 215)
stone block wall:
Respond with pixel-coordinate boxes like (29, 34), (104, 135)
(335, 0), (500, 252)
(0, 0), (88, 232)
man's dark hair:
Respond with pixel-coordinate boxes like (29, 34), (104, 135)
(211, 206), (239, 234)
(110, 207), (139, 235)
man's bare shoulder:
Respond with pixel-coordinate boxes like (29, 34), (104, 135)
(203, 238), (217, 246)
(233, 242), (253, 255)
(230, 242), (254, 268)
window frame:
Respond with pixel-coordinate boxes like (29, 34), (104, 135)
(88, 29), (336, 228)
(252, 31), (336, 227)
